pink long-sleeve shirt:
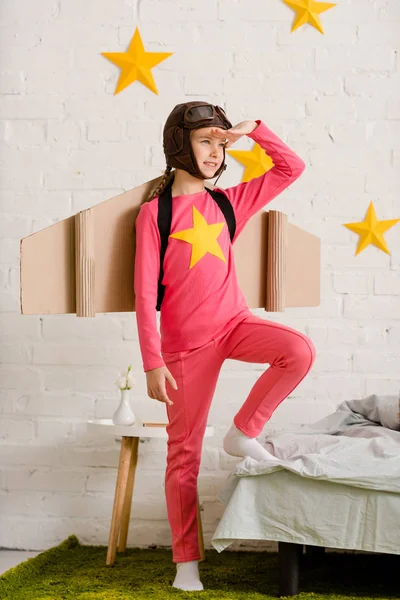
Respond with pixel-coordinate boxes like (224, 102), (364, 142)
(134, 120), (306, 372)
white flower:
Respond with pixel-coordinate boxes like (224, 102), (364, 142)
(116, 376), (127, 389)
(115, 364), (137, 390)
(127, 373), (136, 388)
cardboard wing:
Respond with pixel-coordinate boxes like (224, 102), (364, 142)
(20, 176), (320, 316)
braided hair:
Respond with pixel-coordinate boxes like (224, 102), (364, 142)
(141, 166), (174, 205)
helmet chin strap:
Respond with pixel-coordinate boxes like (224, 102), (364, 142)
(213, 163), (227, 185)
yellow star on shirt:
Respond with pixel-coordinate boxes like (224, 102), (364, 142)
(169, 205), (226, 268)
(101, 27), (173, 95)
(343, 201), (400, 256)
(227, 143), (274, 183)
(282, 0), (336, 34)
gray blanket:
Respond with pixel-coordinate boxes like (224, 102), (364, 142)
(233, 393), (400, 493)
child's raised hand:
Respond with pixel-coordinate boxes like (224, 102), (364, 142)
(210, 120), (258, 149)
(145, 366), (177, 406)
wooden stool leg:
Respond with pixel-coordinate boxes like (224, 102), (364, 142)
(197, 494), (205, 562)
(106, 436), (133, 565)
(118, 437), (139, 553)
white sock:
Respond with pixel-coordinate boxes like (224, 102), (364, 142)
(172, 560), (203, 591)
(223, 423), (277, 462)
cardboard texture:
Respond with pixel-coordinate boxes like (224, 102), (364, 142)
(20, 176), (320, 316)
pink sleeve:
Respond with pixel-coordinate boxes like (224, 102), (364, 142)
(220, 119), (306, 241)
(134, 202), (166, 372)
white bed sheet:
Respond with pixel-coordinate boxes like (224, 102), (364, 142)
(211, 469), (400, 555)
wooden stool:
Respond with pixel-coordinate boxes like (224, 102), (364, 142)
(86, 419), (215, 565)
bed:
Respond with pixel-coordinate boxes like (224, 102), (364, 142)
(211, 393), (400, 596)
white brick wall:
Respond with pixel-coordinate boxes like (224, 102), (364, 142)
(1, 0), (399, 552)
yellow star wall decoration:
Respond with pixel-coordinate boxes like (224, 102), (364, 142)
(101, 27), (173, 95)
(227, 143), (274, 183)
(282, 0), (336, 34)
(343, 201), (400, 256)
(169, 206), (226, 268)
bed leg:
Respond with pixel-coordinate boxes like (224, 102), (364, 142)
(278, 541), (302, 596)
(305, 545), (325, 559)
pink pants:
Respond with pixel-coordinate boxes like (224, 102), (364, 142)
(161, 313), (316, 563)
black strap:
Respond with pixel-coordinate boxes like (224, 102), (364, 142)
(157, 180), (173, 311)
(210, 189), (236, 242)
(156, 181), (236, 311)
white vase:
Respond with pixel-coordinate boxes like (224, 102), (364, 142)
(112, 388), (136, 426)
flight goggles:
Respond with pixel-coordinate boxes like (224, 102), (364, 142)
(181, 104), (232, 129)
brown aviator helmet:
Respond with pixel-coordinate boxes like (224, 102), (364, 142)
(163, 101), (233, 182)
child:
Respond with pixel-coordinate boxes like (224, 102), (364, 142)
(134, 101), (316, 591)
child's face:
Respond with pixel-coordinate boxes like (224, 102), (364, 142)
(190, 127), (227, 179)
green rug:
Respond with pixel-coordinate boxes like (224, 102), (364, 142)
(0, 535), (398, 599)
